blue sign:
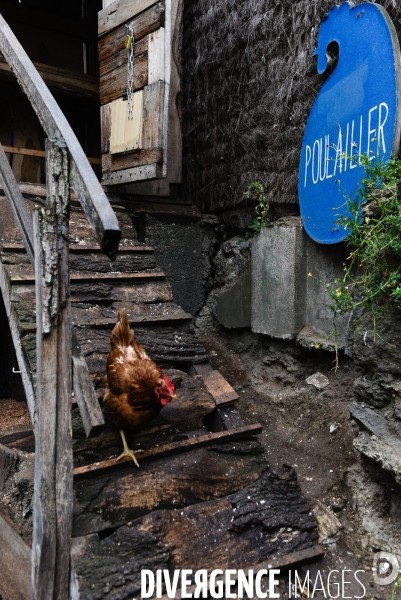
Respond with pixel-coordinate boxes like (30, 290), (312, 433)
(298, 1), (401, 244)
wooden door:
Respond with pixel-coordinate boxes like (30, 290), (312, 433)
(98, 0), (182, 196)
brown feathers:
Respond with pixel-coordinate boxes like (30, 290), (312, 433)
(103, 309), (175, 431)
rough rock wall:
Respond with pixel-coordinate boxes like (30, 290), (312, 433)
(182, 0), (401, 212)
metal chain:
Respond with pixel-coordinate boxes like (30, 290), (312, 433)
(125, 24), (134, 119)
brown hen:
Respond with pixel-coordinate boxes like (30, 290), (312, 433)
(103, 309), (176, 467)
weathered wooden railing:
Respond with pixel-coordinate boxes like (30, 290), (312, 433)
(0, 13), (122, 600)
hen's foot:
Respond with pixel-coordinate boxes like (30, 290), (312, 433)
(116, 448), (142, 467)
(117, 429), (142, 468)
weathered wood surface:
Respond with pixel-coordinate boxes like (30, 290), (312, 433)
(0, 143), (34, 264)
(73, 439), (266, 537)
(0, 512), (31, 600)
(0, 57), (99, 101)
(142, 81), (165, 149)
(99, 37), (148, 78)
(100, 49), (148, 105)
(102, 148), (163, 173)
(72, 329), (105, 438)
(73, 424), (263, 479)
(0, 15), (121, 258)
(7, 266), (165, 283)
(72, 467), (318, 599)
(102, 162), (163, 186)
(1, 145), (101, 165)
(31, 140), (73, 600)
(98, 0), (163, 36)
(202, 369), (240, 407)
(98, 3), (165, 63)
(157, 546), (325, 599)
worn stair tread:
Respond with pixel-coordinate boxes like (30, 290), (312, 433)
(73, 424), (263, 479)
(71, 467), (318, 599)
(72, 439), (267, 537)
(71, 303), (191, 327)
(157, 546), (325, 600)
(1, 243), (154, 253)
(12, 280), (174, 304)
(8, 267), (166, 283)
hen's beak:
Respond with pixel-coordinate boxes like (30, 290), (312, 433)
(171, 394), (177, 400)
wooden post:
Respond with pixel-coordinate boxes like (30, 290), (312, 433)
(31, 138), (73, 600)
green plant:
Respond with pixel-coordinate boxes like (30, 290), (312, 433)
(244, 181), (270, 233)
(317, 154), (401, 368)
(391, 573), (401, 600)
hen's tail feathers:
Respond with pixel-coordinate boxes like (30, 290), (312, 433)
(110, 308), (135, 350)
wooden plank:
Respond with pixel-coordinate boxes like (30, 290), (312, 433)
(202, 370), (239, 407)
(31, 140), (73, 600)
(99, 52), (148, 105)
(73, 424), (263, 479)
(157, 547), (325, 599)
(148, 27), (165, 83)
(98, 3), (165, 63)
(102, 162), (163, 186)
(0, 260), (35, 423)
(100, 103), (112, 154)
(99, 0), (163, 36)
(142, 81), (165, 148)
(71, 467), (318, 598)
(9, 270), (166, 283)
(72, 329), (105, 438)
(109, 92), (144, 153)
(0, 424), (34, 446)
(0, 16), (121, 259)
(1, 243), (154, 253)
(71, 303), (191, 327)
(2, 145), (101, 165)
(0, 57), (99, 101)
(99, 37), (148, 78)
(0, 513), (31, 600)
(72, 439), (266, 537)
(0, 143), (34, 264)
(103, 148), (163, 173)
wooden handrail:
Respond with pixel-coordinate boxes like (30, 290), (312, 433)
(0, 15), (121, 259)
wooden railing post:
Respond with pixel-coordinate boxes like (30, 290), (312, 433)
(31, 138), (73, 600)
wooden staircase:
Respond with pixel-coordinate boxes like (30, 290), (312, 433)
(0, 12), (322, 600)
(0, 186), (207, 413)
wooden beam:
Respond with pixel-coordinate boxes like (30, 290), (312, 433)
(0, 143), (34, 264)
(0, 57), (99, 101)
(202, 370), (239, 407)
(31, 139), (73, 600)
(10, 271), (166, 283)
(2, 145), (101, 165)
(98, 2), (165, 63)
(73, 423), (263, 479)
(98, 0), (164, 36)
(0, 16), (121, 259)
(102, 162), (163, 186)
(72, 329), (105, 438)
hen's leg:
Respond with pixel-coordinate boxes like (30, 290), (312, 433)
(116, 429), (141, 467)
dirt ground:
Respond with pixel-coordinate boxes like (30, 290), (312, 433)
(201, 330), (401, 600)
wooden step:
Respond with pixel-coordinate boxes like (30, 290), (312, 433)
(1, 243), (154, 254)
(73, 424), (263, 479)
(8, 269), (166, 283)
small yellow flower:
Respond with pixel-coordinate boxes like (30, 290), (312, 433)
(308, 272), (313, 277)
(314, 344), (321, 350)
(352, 141), (357, 148)
(335, 288), (342, 296)
(365, 217), (370, 224)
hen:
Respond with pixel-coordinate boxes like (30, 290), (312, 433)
(103, 309), (176, 467)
